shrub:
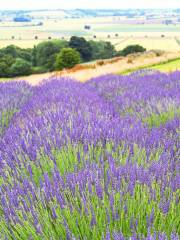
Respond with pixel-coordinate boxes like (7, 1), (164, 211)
(0, 55), (15, 77)
(55, 48), (81, 70)
(97, 60), (105, 66)
(1, 45), (32, 62)
(120, 45), (146, 56)
(10, 58), (32, 76)
(69, 36), (92, 62)
(32, 66), (47, 74)
(36, 40), (68, 69)
(0, 62), (10, 77)
(89, 41), (116, 60)
(127, 58), (133, 64)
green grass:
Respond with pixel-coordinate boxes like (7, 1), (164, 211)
(144, 108), (180, 128)
(120, 58), (180, 75)
(151, 58), (180, 72)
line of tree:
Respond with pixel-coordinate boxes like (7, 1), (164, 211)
(0, 36), (146, 78)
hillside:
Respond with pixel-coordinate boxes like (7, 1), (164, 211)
(8, 51), (180, 85)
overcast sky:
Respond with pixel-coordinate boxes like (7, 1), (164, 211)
(0, 0), (180, 10)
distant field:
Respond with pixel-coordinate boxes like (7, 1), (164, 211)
(113, 37), (180, 52)
(0, 37), (180, 51)
(94, 24), (180, 33)
(0, 36), (179, 52)
(0, 17), (180, 51)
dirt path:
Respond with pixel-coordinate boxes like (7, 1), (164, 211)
(9, 52), (180, 85)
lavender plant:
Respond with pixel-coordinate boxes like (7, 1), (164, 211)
(0, 81), (32, 136)
(0, 72), (179, 239)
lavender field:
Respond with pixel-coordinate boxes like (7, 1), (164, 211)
(0, 71), (180, 239)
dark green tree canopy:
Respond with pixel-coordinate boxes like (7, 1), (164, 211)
(1, 45), (32, 62)
(36, 40), (68, 69)
(89, 41), (116, 60)
(69, 36), (92, 62)
(55, 48), (81, 70)
(10, 58), (32, 76)
(120, 45), (146, 56)
(0, 39), (147, 78)
(0, 54), (15, 77)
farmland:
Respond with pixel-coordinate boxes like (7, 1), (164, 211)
(1, 36), (179, 52)
(0, 7), (180, 240)
(114, 37), (180, 52)
(0, 70), (180, 239)
(0, 16), (180, 50)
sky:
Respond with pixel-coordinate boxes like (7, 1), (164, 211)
(0, 0), (180, 10)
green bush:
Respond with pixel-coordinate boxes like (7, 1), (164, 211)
(36, 40), (68, 70)
(32, 66), (47, 74)
(89, 40), (116, 60)
(2, 45), (32, 62)
(55, 48), (81, 70)
(0, 55), (15, 77)
(10, 58), (32, 76)
(0, 62), (10, 77)
(120, 45), (146, 56)
(3, 45), (18, 58)
(69, 36), (92, 62)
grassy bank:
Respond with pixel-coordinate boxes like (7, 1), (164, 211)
(120, 57), (180, 75)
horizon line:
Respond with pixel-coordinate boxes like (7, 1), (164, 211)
(1, 8), (179, 11)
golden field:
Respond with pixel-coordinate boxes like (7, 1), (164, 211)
(0, 17), (180, 51)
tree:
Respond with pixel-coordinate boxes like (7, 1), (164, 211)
(0, 62), (9, 77)
(32, 46), (37, 66)
(46, 54), (58, 71)
(0, 54), (15, 66)
(18, 49), (32, 62)
(89, 41), (116, 60)
(55, 48), (81, 70)
(3, 45), (18, 58)
(120, 45), (146, 56)
(69, 36), (92, 62)
(10, 58), (32, 76)
(2, 45), (32, 62)
(36, 40), (68, 70)
(103, 42), (116, 59)
(0, 55), (15, 77)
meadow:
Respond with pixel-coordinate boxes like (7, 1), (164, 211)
(0, 70), (179, 239)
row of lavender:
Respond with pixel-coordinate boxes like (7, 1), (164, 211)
(0, 81), (32, 136)
(0, 71), (179, 239)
